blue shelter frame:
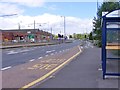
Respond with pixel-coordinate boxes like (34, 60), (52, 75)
(102, 9), (120, 79)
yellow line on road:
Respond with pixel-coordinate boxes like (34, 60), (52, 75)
(19, 46), (82, 90)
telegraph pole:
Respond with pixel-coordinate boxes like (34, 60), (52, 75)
(34, 20), (35, 29)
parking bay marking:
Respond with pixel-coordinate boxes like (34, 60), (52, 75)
(28, 64), (58, 70)
(19, 46), (82, 89)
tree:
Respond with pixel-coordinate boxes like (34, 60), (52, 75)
(93, 1), (120, 47)
(69, 35), (73, 38)
(89, 32), (93, 40)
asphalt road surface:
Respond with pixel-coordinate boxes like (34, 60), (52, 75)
(2, 40), (84, 69)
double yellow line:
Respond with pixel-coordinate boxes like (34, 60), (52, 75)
(19, 46), (82, 90)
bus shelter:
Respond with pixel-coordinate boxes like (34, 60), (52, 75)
(102, 9), (120, 79)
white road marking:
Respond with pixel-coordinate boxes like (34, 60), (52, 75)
(59, 51), (62, 53)
(29, 59), (35, 62)
(81, 46), (83, 49)
(1, 66), (12, 71)
(52, 50), (55, 52)
(38, 57), (43, 59)
(46, 54), (48, 56)
(46, 50), (55, 53)
(51, 53), (54, 55)
(7, 51), (18, 55)
(98, 68), (102, 71)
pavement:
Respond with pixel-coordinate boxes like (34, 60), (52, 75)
(35, 46), (120, 89)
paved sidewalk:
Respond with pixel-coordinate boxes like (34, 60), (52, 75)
(35, 47), (120, 88)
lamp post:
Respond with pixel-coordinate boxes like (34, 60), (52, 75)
(61, 16), (66, 37)
(18, 21), (22, 30)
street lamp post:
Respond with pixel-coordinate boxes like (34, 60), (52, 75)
(34, 20), (35, 29)
(61, 16), (66, 37)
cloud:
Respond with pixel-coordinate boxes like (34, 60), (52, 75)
(1, 0), (45, 7)
(0, 3), (24, 15)
(0, 13), (93, 35)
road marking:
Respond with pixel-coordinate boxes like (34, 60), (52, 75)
(45, 55), (48, 57)
(1, 66), (12, 71)
(7, 51), (18, 55)
(38, 57), (43, 59)
(29, 59), (35, 62)
(19, 46), (82, 89)
(46, 50), (55, 53)
(50, 53), (54, 55)
(59, 51), (62, 53)
(98, 68), (102, 71)
(81, 46), (83, 49)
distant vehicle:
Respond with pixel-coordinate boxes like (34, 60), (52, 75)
(30, 38), (35, 43)
(12, 40), (18, 43)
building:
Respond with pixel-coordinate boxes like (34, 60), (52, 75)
(0, 29), (52, 43)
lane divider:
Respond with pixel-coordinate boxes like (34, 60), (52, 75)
(1, 66), (12, 71)
(29, 59), (35, 62)
(19, 46), (82, 90)
(38, 57), (43, 59)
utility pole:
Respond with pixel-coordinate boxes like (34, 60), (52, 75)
(18, 23), (20, 30)
(63, 16), (66, 37)
(34, 20), (35, 29)
(61, 16), (66, 36)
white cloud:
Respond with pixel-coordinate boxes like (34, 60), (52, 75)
(0, 13), (93, 35)
(0, 3), (24, 15)
(1, 0), (45, 7)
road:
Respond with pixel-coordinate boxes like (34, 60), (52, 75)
(2, 40), (118, 89)
(2, 40), (84, 69)
(2, 40), (95, 88)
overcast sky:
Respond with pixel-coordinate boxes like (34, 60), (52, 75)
(0, 0), (103, 35)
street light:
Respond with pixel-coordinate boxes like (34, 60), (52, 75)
(61, 16), (66, 37)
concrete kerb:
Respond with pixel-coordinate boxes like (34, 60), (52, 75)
(0, 43), (58, 49)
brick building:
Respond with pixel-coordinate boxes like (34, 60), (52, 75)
(0, 29), (52, 43)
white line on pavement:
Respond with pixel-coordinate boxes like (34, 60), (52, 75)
(59, 51), (62, 53)
(29, 59), (35, 62)
(46, 50), (55, 53)
(45, 55), (48, 57)
(51, 53), (54, 55)
(7, 51), (18, 55)
(1, 66), (12, 71)
(98, 68), (102, 71)
(38, 57), (43, 59)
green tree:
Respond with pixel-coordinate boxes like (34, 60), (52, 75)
(89, 32), (93, 40)
(93, 1), (120, 47)
(69, 35), (73, 38)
